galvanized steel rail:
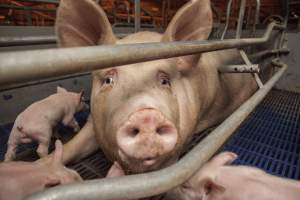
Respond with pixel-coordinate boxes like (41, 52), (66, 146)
(0, 22), (284, 86)
(0, 35), (56, 47)
(26, 58), (288, 200)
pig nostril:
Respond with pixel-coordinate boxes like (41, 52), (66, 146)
(156, 126), (171, 135)
(129, 128), (140, 137)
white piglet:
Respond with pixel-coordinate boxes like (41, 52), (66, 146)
(5, 87), (89, 161)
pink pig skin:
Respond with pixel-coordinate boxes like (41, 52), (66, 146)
(167, 152), (300, 200)
(53, 0), (257, 174)
(5, 86), (88, 161)
(0, 140), (82, 200)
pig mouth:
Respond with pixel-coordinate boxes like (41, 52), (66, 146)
(118, 149), (169, 173)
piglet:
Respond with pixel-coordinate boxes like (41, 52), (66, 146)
(0, 140), (82, 200)
(5, 86), (89, 161)
(167, 152), (300, 200)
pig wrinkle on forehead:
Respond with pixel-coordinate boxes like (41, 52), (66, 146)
(95, 59), (178, 80)
(117, 31), (162, 44)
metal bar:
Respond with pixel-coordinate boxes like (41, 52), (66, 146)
(249, 48), (290, 59)
(15, 0), (59, 4)
(26, 59), (288, 200)
(221, 0), (233, 40)
(0, 32), (137, 47)
(219, 64), (259, 73)
(240, 50), (264, 88)
(134, 0), (141, 33)
(26, 10), (32, 25)
(0, 35), (56, 47)
(252, 0), (261, 36)
(0, 4), (56, 12)
(236, 0), (246, 38)
(0, 22), (284, 86)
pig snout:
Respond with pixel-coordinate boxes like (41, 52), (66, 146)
(116, 109), (178, 166)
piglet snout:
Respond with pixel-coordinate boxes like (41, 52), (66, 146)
(117, 109), (178, 164)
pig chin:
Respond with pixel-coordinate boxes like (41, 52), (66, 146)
(118, 149), (176, 173)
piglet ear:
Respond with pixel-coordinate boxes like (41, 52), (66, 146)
(162, 0), (213, 72)
(57, 86), (68, 93)
(56, 0), (116, 47)
(78, 89), (85, 103)
(79, 89), (84, 98)
(202, 178), (225, 200)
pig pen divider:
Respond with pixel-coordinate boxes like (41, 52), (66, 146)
(0, 22), (285, 87)
(25, 59), (288, 200)
(0, 22), (289, 200)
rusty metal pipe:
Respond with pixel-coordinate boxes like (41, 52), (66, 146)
(25, 58), (287, 200)
(0, 22), (284, 86)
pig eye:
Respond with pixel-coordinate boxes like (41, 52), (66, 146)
(102, 70), (117, 87)
(158, 72), (171, 87)
(161, 78), (170, 86)
(104, 77), (114, 85)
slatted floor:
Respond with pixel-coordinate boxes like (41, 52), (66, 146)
(0, 89), (299, 182)
(222, 89), (300, 179)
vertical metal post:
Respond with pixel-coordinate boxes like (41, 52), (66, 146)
(134, 0), (141, 33)
(236, 0), (246, 39)
(252, 0), (261, 36)
(26, 10), (32, 25)
(221, 0), (233, 40)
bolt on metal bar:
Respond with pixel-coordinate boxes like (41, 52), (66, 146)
(240, 50), (264, 88)
(0, 22), (284, 86)
(219, 64), (259, 73)
(221, 0), (233, 40)
(236, 0), (246, 39)
(0, 35), (56, 47)
(26, 59), (288, 200)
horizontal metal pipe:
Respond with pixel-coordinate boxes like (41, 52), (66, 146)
(0, 35), (56, 47)
(26, 59), (287, 200)
(0, 22), (284, 86)
(0, 32), (134, 47)
(219, 64), (260, 73)
(0, 4), (56, 12)
(14, 0), (59, 4)
(249, 48), (290, 60)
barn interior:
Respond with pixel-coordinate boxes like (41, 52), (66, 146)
(0, 0), (300, 200)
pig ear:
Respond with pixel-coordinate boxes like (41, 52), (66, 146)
(56, 0), (116, 47)
(79, 89), (84, 99)
(162, 0), (213, 72)
(78, 89), (85, 103)
(57, 86), (68, 93)
(202, 178), (225, 200)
